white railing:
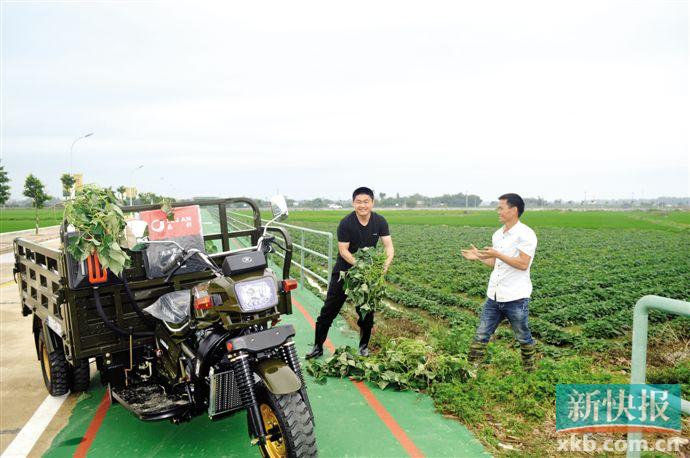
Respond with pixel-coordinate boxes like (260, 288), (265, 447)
(226, 211), (333, 287)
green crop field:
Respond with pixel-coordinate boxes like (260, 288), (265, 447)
(255, 210), (690, 456)
(4, 206), (688, 233)
(285, 208), (690, 232)
(0, 207), (64, 232)
(279, 218), (690, 348)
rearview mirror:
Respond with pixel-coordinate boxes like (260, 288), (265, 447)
(270, 195), (289, 221)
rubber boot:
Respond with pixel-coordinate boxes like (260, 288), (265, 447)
(357, 309), (374, 357)
(306, 322), (327, 359)
(468, 341), (487, 365)
(305, 345), (323, 360)
(314, 320), (328, 347)
(520, 343), (537, 372)
(357, 328), (371, 357)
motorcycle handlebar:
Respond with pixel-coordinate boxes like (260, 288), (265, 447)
(161, 252), (184, 273)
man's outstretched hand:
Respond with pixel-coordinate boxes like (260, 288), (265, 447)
(477, 247), (500, 259)
(461, 244), (480, 261)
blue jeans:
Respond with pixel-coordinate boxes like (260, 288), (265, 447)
(474, 298), (534, 345)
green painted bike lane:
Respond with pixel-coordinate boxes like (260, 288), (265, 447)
(42, 285), (486, 457)
(289, 287), (487, 458)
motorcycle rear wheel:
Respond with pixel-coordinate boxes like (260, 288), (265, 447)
(38, 330), (69, 396)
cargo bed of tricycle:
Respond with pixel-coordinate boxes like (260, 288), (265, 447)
(13, 197), (292, 365)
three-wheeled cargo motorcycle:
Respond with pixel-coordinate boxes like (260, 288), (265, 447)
(13, 196), (317, 457)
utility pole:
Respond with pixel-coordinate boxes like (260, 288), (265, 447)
(69, 132), (94, 175)
(69, 132), (94, 197)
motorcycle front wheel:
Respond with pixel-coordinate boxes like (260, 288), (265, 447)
(256, 387), (317, 458)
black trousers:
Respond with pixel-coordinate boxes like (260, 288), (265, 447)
(314, 273), (374, 348)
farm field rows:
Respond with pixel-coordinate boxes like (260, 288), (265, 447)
(285, 208), (690, 231)
(3, 207), (690, 233)
(280, 219), (689, 348)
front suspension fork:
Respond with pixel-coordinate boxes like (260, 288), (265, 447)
(231, 351), (266, 444)
(281, 339), (315, 423)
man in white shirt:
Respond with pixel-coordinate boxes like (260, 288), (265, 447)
(461, 193), (538, 371)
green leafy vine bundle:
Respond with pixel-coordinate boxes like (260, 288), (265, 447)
(339, 247), (387, 317)
(64, 185), (131, 275)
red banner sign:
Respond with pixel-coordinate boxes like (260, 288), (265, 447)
(139, 205), (203, 240)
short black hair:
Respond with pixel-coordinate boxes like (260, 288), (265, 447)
(352, 187), (374, 201)
(498, 193), (525, 217)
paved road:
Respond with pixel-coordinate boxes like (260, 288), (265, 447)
(0, 226), (61, 255)
(0, 231), (80, 457)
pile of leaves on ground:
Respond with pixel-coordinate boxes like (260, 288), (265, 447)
(306, 337), (469, 390)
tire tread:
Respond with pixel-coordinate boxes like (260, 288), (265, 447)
(260, 390), (317, 458)
(70, 358), (90, 392)
(46, 347), (69, 396)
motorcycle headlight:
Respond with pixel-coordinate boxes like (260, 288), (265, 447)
(234, 277), (278, 312)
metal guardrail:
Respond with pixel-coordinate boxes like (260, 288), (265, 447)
(226, 211), (334, 287)
(626, 295), (690, 458)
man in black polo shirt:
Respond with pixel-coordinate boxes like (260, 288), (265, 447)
(305, 187), (395, 359)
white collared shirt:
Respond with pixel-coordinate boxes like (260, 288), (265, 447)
(486, 220), (538, 302)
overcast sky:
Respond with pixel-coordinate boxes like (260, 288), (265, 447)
(1, 1), (688, 202)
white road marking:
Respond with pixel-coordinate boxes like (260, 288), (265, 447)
(1, 393), (68, 458)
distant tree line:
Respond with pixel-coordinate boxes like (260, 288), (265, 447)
(297, 192), (483, 209)
(0, 164), (176, 209)
(0, 163), (686, 211)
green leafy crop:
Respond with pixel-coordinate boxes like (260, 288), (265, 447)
(339, 247), (387, 317)
(64, 184), (131, 275)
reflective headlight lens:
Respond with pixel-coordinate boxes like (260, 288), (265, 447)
(234, 277), (278, 312)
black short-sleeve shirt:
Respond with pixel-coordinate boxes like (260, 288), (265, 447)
(334, 211), (390, 273)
